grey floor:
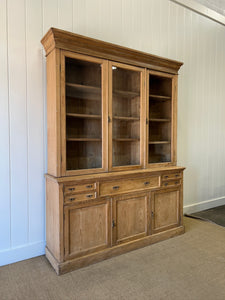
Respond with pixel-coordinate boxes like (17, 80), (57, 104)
(187, 205), (225, 227)
(0, 217), (225, 300)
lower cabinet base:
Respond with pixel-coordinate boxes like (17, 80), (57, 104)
(46, 225), (185, 275)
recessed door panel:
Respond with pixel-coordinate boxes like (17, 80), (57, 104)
(151, 188), (180, 234)
(113, 193), (149, 245)
(64, 200), (110, 259)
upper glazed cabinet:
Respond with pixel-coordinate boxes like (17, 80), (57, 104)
(109, 62), (144, 170)
(147, 71), (176, 165)
(61, 52), (108, 175)
(42, 28), (182, 177)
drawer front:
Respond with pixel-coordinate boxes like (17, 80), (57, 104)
(64, 183), (96, 195)
(162, 173), (181, 181)
(64, 192), (97, 204)
(162, 180), (181, 188)
(99, 176), (160, 197)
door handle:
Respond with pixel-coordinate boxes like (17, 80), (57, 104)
(112, 220), (116, 228)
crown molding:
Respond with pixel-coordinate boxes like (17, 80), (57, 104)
(171, 0), (225, 26)
(41, 28), (183, 74)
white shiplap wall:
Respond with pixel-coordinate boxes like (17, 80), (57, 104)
(1, 0), (225, 266)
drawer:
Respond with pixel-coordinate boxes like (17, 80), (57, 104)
(64, 183), (96, 195)
(99, 176), (160, 197)
(162, 180), (181, 188)
(162, 173), (181, 181)
(64, 192), (97, 204)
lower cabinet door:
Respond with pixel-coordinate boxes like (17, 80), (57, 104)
(112, 193), (149, 245)
(64, 199), (111, 260)
(151, 187), (180, 234)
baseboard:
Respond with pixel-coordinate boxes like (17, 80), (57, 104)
(46, 226), (185, 275)
(184, 196), (225, 214)
(0, 241), (45, 267)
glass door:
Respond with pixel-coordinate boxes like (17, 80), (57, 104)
(147, 71), (174, 165)
(61, 52), (107, 175)
(109, 62), (144, 170)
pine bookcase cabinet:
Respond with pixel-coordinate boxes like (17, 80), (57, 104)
(41, 28), (185, 275)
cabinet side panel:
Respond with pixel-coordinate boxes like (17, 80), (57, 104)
(46, 49), (61, 176)
(46, 178), (61, 262)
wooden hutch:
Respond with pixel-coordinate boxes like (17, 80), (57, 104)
(41, 28), (185, 275)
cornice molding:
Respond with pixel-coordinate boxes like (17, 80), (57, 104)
(41, 28), (183, 74)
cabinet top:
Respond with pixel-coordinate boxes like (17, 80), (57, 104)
(41, 27), (183, 74)
(45, 166), (185, 183)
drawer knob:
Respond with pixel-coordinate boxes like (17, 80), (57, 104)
(175, 174), (179, 177)
(175, 181), (179, 184)
(86, 185), (93, 188)
(164, 182), (168, 186)
(86, 194), (93, 198)
(69, 197), (75, 201)
(144, 181), (150, 185)
(113, 186), (120, 190)
(68, 187), (75, 191)
(164, 176), (168, 179)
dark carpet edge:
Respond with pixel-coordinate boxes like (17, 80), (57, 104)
(184, 213), (225, 228)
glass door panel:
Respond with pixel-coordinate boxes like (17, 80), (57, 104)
(65, 57), (102, 170)
(148, 73), (172, 164)
(111, 64), (141, 167)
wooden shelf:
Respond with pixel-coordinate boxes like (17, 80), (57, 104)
(67, 138), (102, 142)
(149, 141), (170, 144)
(113, 138), (140, 142)
(149, 118), (171, 122)
(149, 94), (171, 100)
(113, 116), (140, 121)
(67, 113), (101, 119)
(113, 90), (140, 98)
(66, 83), (101, 94)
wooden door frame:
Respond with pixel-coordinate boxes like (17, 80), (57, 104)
(146, 70), (177, 168)
(108, 61), (145, 172)
(60, 50), (108, 176)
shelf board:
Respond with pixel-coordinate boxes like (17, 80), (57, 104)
(113, 138), (140, 142)
(113, 116), (140, 121)
(149, 141), (170, 144)
(67, 113), (101, 119)
(66, 83), (101, 94)
(67, 138), (102, 142)
(149, 94), (171, 100)
(113, 89), (140, 98)
(149, 118), (171, 122)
